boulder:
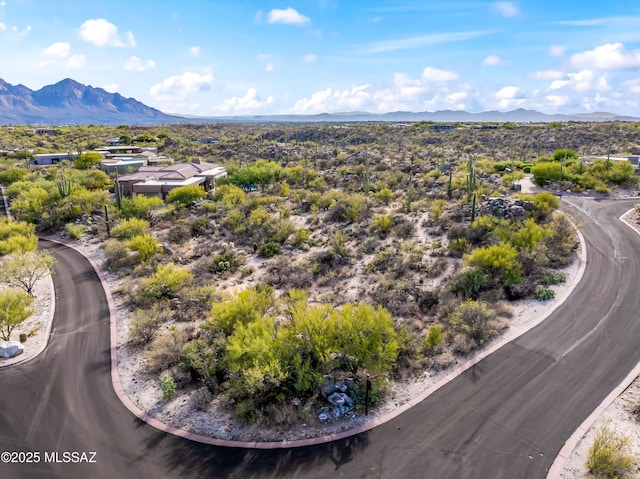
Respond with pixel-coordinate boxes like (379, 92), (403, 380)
(320, 375), (335, 398)
(0, 341), (24, 359)
(327, 392), (346, 408)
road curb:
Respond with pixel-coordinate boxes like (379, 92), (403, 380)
(45, 212), (588, 449)
(547, 207), (640, 478)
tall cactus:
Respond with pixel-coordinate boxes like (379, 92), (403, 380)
(466, 154), (476, 198)
(406, 173), (414, 212)
(56, 172), (72, 198)
(447, 169), (453, 199)
(363, 151), (371, 194)
(471, 192), (477, 222)
(114, 179), (123, 209)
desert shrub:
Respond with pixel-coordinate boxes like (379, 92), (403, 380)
(0, 288), (34, 341)
(165, 185), (207, 207)
(268, 219), (296, 243)
(167, 220), (191, 244)
(206, 249), (240, 274)
(182, 335), (228, 392)
(119, 194), (164, 219)
(148, 325), (192, 372)
(263, 257), (314, 289)
(541, 272), (566, 285)
(465, 242), (522, 286)
(223, 208), (247, 235)
(0, 167), (28, 185)
(292, 228), (311, 246)
(190, 217), (209, 236)
(103, 239), (136, 270)
(112, 218), (150, 240)
(126, 234), (162, 263)
(423, 324), (444, 356)
(129, 301), (173, 344)
(393, 217), (415, 239)
(543, 213), (578, 267)
(534, 286), (555, 301)
(0, 218), (37, 255)
(203, 285), (274, 336)
(587, 422), (635, 479)
(447, 300), (505, 345)
(160, 374), (177, 399)
(375, 187), (394, 204)
(64, 223), (85, 239)
(372, 214), (392, 235)
(259, 242), (280, 257)
(449, 237), (470, 257)
(142, 263), (193, 299)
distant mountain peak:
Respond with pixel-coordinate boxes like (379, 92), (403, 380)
(0, 77), (181, 125)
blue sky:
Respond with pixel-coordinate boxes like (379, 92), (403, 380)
(2, 0), (640, 116)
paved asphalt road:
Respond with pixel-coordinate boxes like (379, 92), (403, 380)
(1, 198), (640, 479)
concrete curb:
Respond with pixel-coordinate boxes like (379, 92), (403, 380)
(547, 208), (640, 478)
(44, 212), (588, 449)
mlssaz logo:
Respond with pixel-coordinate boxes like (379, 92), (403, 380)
(44, 451), (97, 463)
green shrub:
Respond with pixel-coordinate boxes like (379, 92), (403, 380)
(160, 374), (177, 399)
(423, 325), (444, 356)
(190, 217), (209, 236)
(587, 422), (634, 478)
(534, 286), (555, 301)
(126, 233), (162, 263)
(142, 263), (193, 299)
(0, 167), (28, 185)
(165, 185), (207, 207)
(65, 223), (85, 239)
(112, 218), (150, 240)
(541, 272), (566, 285)
(372, 214), (392, 235)
(259, 242), (280, 257)
(0, 218), (37, 254)
(119, 194), (164, 219)
(374, 187), (394, 204)
(129, 302), (172, 344)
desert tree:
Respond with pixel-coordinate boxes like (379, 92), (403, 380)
(0, 288), (34, 340)
(0, 250), (56, 296)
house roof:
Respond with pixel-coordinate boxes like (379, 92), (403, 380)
(118, 160), (225, 183)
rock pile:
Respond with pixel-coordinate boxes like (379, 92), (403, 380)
(0, 340), (24, 359)
(318, 375), (355, 424)
(477, 195), (536, 220)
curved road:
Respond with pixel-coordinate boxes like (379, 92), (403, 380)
(1, 198), (640, 479)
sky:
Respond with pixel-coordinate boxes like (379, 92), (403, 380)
(1, 0), (640, 117)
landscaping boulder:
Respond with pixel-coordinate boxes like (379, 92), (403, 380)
(0, 341), (24, 359)
(320, 375), (335, 398)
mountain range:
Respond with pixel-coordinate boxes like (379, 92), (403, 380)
(1, 78), (638, 125)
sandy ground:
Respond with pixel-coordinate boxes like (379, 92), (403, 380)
(0, 274), (52, 368)
(47, 229), (585, 442)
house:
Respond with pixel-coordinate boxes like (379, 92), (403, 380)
(430, 124), (456, 132)
(32, 152), (76, 165)
(96, 145), (144, 157)
(116, 158), (226, 199)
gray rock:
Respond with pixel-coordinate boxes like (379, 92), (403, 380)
(320, 375), (335, 398)
(327, 392), (345, 408)
(333, 407), (341, 419)
(335, 383), (348, 393)
(318, 412), (332, 423)
(510, 205), (526, 217)
(345, 378), (355, 392)
(0, 341), (24, 359)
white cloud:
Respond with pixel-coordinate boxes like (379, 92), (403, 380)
(66, 54), (85, 69)
(79, 19), (135, 47)
(44, 42), (70, 57)
(549, 45), (566, 57)
(495, 86), (526, 108)
(102, 84), (119, 93)
(189, 46), (201, 57)
(493, 1), (519, 17)
(547, 70), (610, 93)
(534, 69), (565, 80)
(267, 7), (310, 25)
(257, 53), (273, 61)
(301, 53), (317, 63)
(213, 88), (274, 113)
(265, 62), (275, 72)
(570, 43), (640, 70)
(422, 67), (458, 82)
(545, 95), (569, 108)
(124, 56), (156, 72)
(291, 84), (372, 114)
(150, 71), (213, 100)
(0, 22), (6, 31)
(482, 54), (506, 66)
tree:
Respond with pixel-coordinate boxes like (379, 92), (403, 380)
(0, 288), (34, 341)
(552, 149), (578, 162)
(0, 218), (37, 255)
(73, 152), (104, 170)
(465, 242), (523, 286)
(165, 185), (207, 207)
(119, 194), (164, 219)
(0, 250), (56, 295)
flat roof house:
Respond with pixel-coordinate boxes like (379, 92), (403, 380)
(116, 158), (226, 199)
